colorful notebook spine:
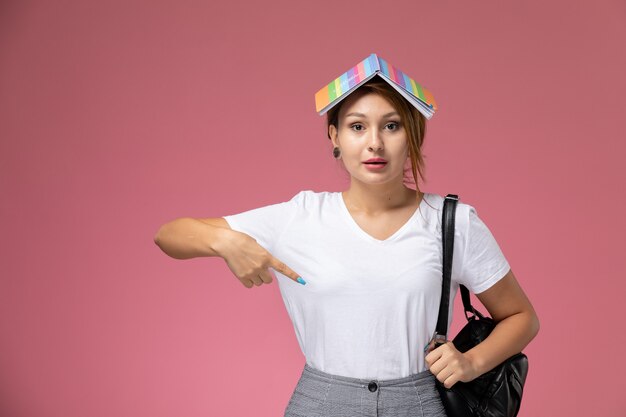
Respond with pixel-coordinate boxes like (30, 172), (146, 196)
(314, 53), (437, 117)
(314, 54), (378, 112)
(377, 56), (437, 111)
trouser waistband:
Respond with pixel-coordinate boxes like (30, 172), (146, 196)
(302, 363), (435, 389)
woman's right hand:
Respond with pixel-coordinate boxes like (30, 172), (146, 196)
(216, 228), (306, 288)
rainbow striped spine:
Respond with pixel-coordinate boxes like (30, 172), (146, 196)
(314, 53), (437, 114)
(357, 61), (365, 81)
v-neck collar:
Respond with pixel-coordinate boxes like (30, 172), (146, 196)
(337, 191), (427, 244)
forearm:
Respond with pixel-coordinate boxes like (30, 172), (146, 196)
(464, 309), (540, 376)
(154, 217), (227, 259)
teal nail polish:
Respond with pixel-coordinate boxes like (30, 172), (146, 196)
(296, 277), (306, 285)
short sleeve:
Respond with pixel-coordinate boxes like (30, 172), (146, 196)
(222, 191), (303, 253)
(456, 204), (511, 294)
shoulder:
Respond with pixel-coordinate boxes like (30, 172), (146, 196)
(419, 192), (475, 220)
(289, 189), (340, 209)
(418, 192), (477, 236)
(421, 192), (474, 213)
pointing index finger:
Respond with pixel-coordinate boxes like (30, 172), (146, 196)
(270, 256), (306, 285)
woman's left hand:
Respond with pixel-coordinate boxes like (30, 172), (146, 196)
(424, 342), (480, 389)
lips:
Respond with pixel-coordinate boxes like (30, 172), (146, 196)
(364, 158), (388, 164)
(363, 158), (388, 170)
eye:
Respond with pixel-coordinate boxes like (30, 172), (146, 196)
(385, 122), (400, 130)
(350, 123), (364, 131)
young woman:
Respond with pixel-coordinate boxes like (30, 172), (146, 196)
(154, 66), (539, 416)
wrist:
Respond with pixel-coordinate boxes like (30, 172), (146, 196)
(463, 348), (486, 378)
(206, 224), (232, 258)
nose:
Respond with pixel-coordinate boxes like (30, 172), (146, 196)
(367, 130), (384, 151)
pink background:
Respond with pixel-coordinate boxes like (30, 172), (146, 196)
(1, 1), (624, 416)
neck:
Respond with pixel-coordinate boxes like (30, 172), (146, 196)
(342, 179), (422, 215)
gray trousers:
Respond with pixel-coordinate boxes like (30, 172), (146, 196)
(284, 363), (448, 417)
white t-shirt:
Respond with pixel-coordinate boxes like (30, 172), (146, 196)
(223, 190), (511, 380)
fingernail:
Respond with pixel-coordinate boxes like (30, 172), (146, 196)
(296, 277), (306, 285)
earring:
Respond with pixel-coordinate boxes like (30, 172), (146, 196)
(332, 147), (341, 159)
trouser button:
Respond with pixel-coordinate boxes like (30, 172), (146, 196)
(368, 381), (378, 392)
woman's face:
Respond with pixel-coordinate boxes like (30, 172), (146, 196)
(329, 92), (408, 186)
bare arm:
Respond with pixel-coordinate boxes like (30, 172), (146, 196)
(426, 269), (540, 388)
(154, 217), (305, 287)
(153, 217), (232, 259)
(464, 268), (540, 375)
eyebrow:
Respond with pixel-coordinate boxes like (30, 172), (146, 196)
(344, 111), (399, 118)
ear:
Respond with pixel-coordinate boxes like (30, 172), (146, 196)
(329, 124), (338, 147)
